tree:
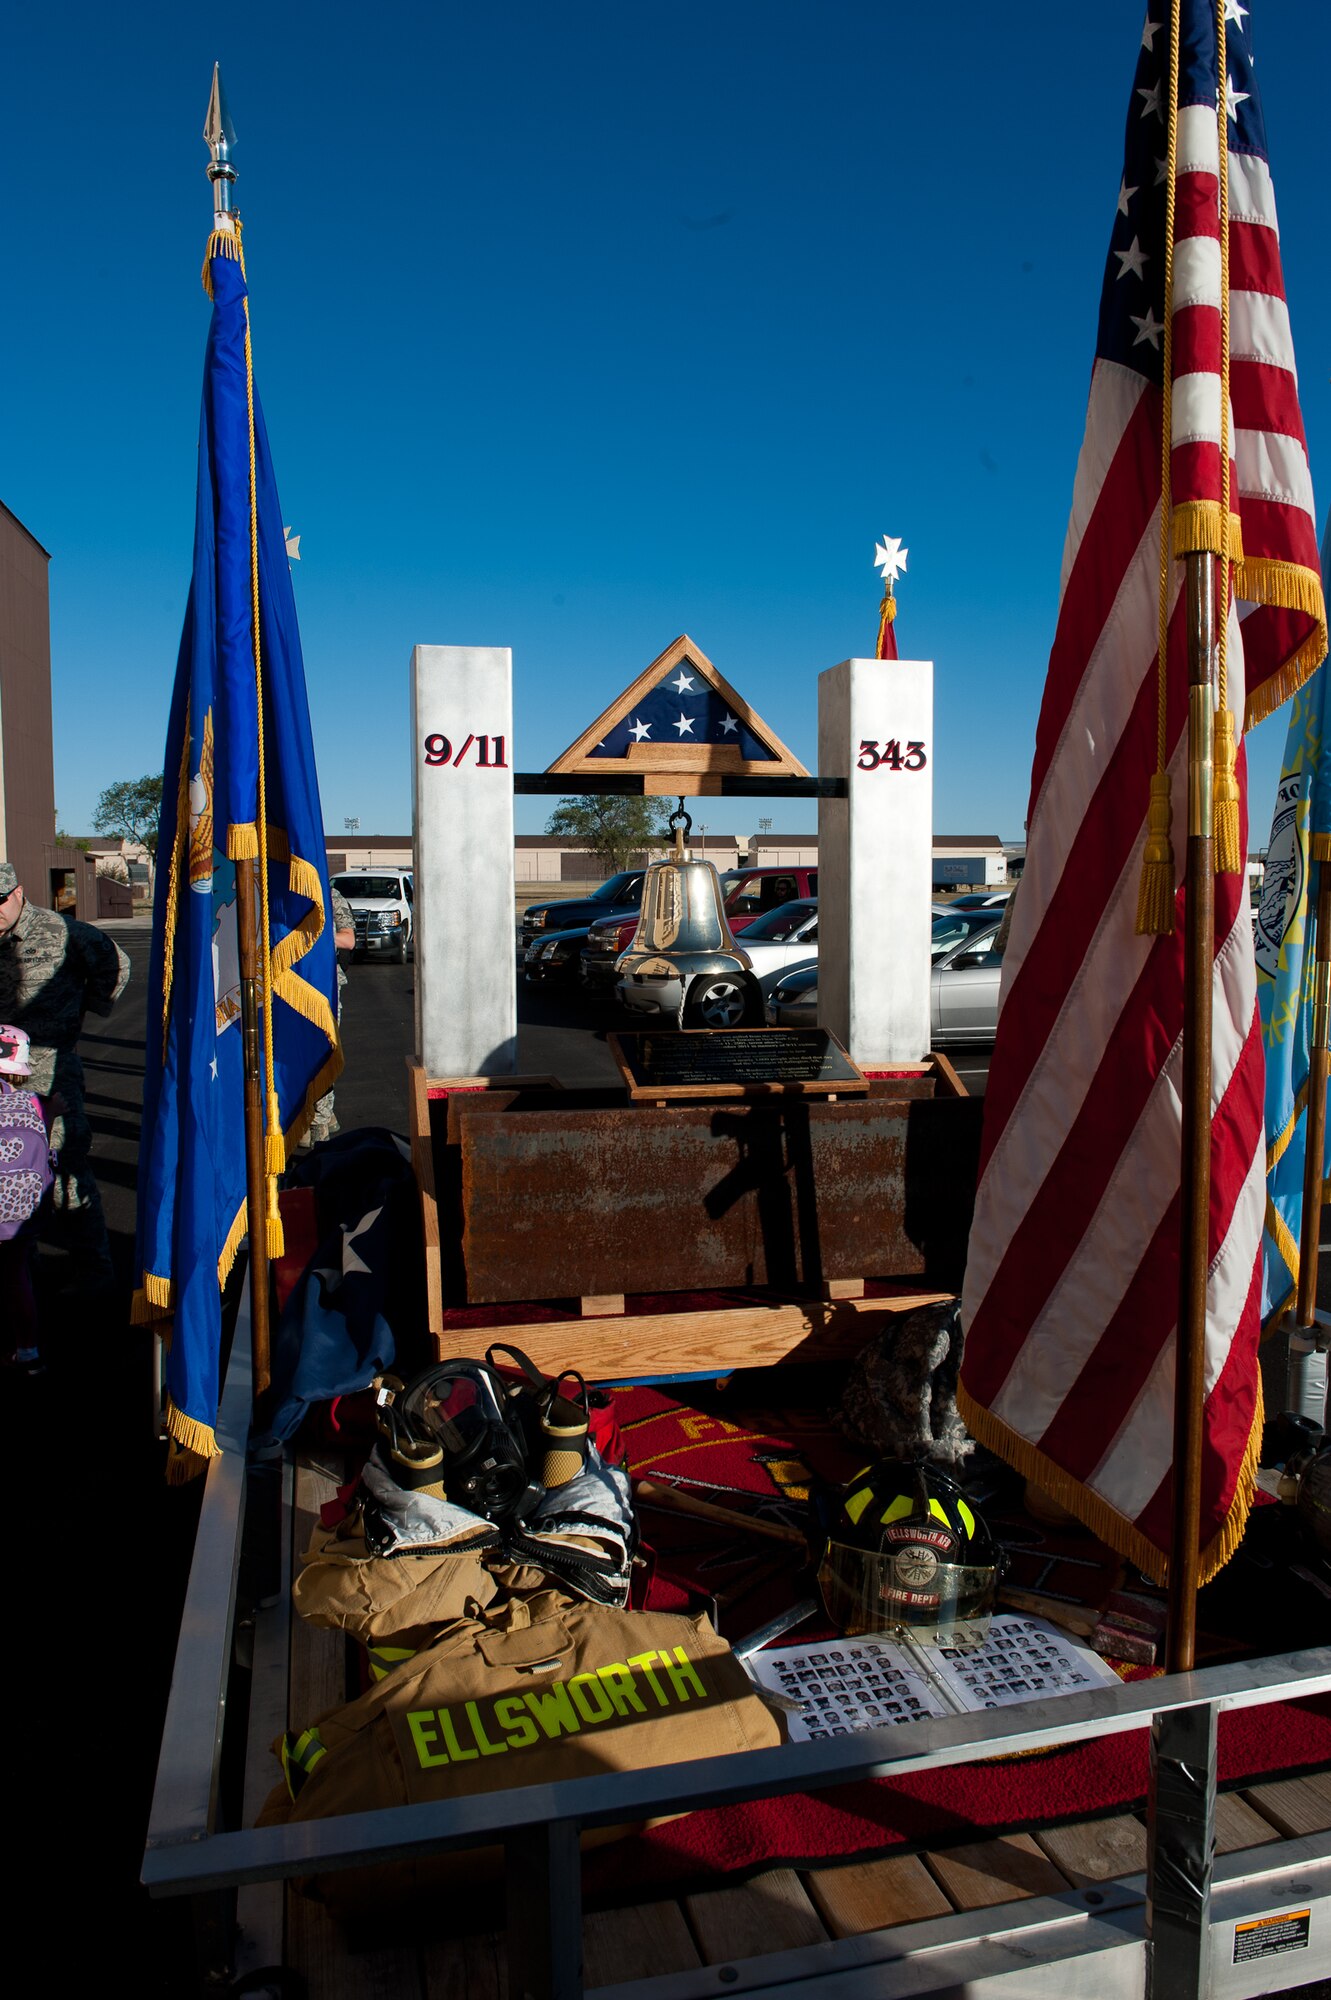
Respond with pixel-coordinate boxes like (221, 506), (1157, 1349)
(545, 795), (671, 874)
(92, 773), (164, 858)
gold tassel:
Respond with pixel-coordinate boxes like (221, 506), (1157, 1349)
(266, 1178), (286, 1259)
(1135, 771), (1176, 936)
(265, 1089), (286, 1175)
(876, 592), (897, 657)
(165, 1439), (213, 1485)
(228, 822), (260, 860)
(1212, 707), (1242, 874)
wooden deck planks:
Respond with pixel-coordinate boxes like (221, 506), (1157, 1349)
(582, 1904), (702, 1986)
(923, 1833), (1070, 1910)
(803, 1853), (952, 1936)
(684, 1869), (828, 1963)
(1215, 1791), (1283, 1851)
(1243, 1771), (1331, 1840)
(1034, 1815), (1148, 1884)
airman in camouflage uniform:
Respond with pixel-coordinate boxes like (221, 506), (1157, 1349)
(0, 860), (131, 1291)
(307, 883), (354, 1146)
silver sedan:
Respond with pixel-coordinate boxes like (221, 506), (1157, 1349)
(765, 920), (1005, 1043)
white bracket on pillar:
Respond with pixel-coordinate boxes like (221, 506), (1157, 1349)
(410, 645), (517, 1078)
(818, 657), (933, 1067)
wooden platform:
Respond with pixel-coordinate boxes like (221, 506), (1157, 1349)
(257, 1460), (1331, 1997)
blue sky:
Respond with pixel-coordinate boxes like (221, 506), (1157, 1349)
(4, 3), (1328, 844)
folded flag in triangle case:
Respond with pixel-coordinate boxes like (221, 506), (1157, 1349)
(959, 1), (1326, 1584)
(134, 224), (342, 1478)
(1257, 513), (1331, 1327)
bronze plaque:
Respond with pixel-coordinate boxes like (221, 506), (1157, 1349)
(609, 1028), (868, 1100)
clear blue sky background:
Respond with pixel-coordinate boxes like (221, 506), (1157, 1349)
(4, 2), (1328, 844)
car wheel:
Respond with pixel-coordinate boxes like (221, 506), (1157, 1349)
(686, 976), (753, 1029)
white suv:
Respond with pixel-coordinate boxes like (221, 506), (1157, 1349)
(332, 868), (414, 963)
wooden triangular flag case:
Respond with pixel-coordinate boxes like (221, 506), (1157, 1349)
(547, 635), (808, 794)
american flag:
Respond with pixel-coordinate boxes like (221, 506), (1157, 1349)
(958, 1), (1326, 1585)
(587, 653), (779, 762)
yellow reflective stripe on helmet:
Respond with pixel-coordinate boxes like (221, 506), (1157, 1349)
(279, 1726), (327, 1801)
(928, 1498), (952, 1527)
(843, 1485), (873, 1525)
(880, 1493), (914, 1525)
(368, 1643), (417, 1683)
(957, 1499), (975, 1538)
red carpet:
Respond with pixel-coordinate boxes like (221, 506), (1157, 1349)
(579, 1377), (1331, 1894)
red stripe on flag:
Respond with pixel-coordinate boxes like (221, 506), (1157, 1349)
(1170, 302), (1222, 382)
(1027, 392), (1160, 819)
(1228, 218), (1287, 303)
(1230, 361), (1312, 446)
(1173, 171), (1220, 245)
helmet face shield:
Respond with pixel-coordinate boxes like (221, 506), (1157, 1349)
(817, 1538), (997, 1639)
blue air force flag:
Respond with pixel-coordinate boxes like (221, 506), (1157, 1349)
(1258, 510), (1331, 1325)
(134, 225), (342, 1474)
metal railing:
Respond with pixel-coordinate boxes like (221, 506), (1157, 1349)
(143, 1290), (1331, 1999)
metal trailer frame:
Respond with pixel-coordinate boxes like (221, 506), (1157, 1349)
(144, 1288), (1331, 1999)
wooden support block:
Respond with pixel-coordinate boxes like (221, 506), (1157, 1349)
(1242, 1772), (1331, 1840)
(291, 1905), (425, 2000)
(1214, 1793), (1282, 1852)
(582, 1903), (701, 1985)
(924, 1834), (1069, 1910)
(804, 1853), (952, 1936)
(581, 1294), (625, 1317)
(684, 1868), (828, 1963)
(1034, 1815), (1148, 1885)
(422, 1930), (506, 1997)
(818, 1278), (866, 1300)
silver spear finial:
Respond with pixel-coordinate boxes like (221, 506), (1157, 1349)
(204, 63), (238, 222)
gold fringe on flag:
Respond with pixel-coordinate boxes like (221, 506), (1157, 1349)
(164, 1400), (223, 1481)
(200, 221), (244, 300)
(957, 1376), (1263, 1589)
(228, 822), (260, 860)
(1135, 771), (1176, 935)
(876, 592), (897, 658)
(1171, 501), (1244, 563)
(1212, 705), (1242, 874)
(131, 1275), (174, 1323)
(217, 1199), (248, 1291)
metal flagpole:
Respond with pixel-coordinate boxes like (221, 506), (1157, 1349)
(1166, 550), (1218, 1675)
(205, 64), (273, 1397)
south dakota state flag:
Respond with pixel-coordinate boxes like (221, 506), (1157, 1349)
(134, 223), (341, 1475)
(1258, 510), (1331, 1326)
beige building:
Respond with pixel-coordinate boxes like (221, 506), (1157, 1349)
(0, 501), (57, 905)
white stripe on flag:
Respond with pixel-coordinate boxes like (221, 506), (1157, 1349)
(1059, 363), (1146, 601)
(1171, 235), (1222, 315)
(1176, 104), (1221, 176)
(1229, 290), (1297, 374)
(1225, 149), (1279, 233)
(1235, 424), (1317, 517)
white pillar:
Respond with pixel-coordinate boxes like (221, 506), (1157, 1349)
(410, 645), (517, 1077)
(817, 657), (933, 1066)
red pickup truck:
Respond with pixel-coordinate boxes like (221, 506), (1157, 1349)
(720, 865), (819, 932)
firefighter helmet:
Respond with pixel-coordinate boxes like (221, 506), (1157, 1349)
(815, 1459), (1002, 1637)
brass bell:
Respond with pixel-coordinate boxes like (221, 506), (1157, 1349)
(616, 802), (757, 1028)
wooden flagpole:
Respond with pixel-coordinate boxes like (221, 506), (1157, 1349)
(1167, 550), (1218, 1674)
(207, 67), (272, 1399)
(1294, 860), (1331, 1332)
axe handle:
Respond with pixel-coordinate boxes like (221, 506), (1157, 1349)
(633, 1478), (807, 1548)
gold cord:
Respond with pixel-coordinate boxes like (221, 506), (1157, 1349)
(1212, 0), (1242, 872)
(1137, 0), (1184, 936)
(236, 221), (286, 1254)
(876, 592), (897, 658)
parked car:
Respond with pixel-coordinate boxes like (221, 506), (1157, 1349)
(523, 924), (595, 985)
(579, 912), (640, 989)
(943, 889), (1012, 909)
(720, 865), (818, 932)
(331, 867), (414, 962)
(519, 870), (647, 955)
(931, 904), (1006, 958)
(728, 899), (820, 993)
(766, 961), (819, 1027)
(930, 920), (1004, 1044)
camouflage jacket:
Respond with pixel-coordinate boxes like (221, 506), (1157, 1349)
(331, 887), (353, 988)
(0, 898), (131, 1093)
